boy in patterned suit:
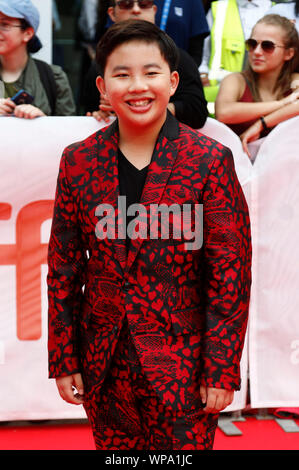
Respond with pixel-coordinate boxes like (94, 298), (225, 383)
(48, 19), (251, 450)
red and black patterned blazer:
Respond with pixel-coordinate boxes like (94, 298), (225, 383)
(48, 112), (251, 410)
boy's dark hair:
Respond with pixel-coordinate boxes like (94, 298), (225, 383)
(96, 19), (179, 73)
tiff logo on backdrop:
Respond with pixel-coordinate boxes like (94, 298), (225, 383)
(0, 201), (54, 341)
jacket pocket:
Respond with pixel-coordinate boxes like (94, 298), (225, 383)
(170, 306), (205, 335)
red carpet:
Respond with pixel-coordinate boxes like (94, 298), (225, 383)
(0, 416), (298, 450)
(214, 416), (299, 450)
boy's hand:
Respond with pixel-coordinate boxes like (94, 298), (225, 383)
(55, 373), (85, 405)
(200, 385), (234, 413)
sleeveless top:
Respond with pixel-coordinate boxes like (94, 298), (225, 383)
(228, 76), (292, 137)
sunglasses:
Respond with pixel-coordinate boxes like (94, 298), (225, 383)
(245, 38), (285, 53)
(115, 0), (154, 9)
(115, 0), (154, 10)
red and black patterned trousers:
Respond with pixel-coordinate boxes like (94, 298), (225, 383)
(84, 320), (219, 450)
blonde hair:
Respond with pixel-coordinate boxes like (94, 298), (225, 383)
(243, 14), (299, 101)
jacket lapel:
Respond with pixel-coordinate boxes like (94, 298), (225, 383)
(96, 120), (127, 273)
(125, 112), (180, 273)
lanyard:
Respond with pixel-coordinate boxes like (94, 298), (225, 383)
(159, 0), (172, 31)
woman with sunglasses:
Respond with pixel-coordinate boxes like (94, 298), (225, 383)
(0, 0), (75, 118)
(215, 14), (299, 158)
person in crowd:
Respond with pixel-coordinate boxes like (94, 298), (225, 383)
(215, 14), (299, 158)
(267, 0), (299, 34)
(199, 0), (273, 104)
(48, 19), (251, 451)
(0, 0), (76, 118)
(83, 0), (208, 129)
(76, 0), (110, 108)
(103, 0), (210, 65)
(77, 0), (110, 56)
(153, 0), (210, 66)
(202, 0), (213, 14)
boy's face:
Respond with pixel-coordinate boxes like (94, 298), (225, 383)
(96, 40), (179, 133)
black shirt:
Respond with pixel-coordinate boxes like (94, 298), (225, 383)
(118, 148), (150, 251)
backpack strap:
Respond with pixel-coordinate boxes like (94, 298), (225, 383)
(34, 59), (57, 115)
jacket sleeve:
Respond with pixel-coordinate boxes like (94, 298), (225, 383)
(171, 48), (208, 129)
(188, 34), (205, 67)
(200, 145), (252, 391)
(51, 65), (76, 116)
(47, 148), (87, 378)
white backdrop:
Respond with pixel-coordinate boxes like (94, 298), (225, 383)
(31, 0), (52, 63)
(200, 119), (253, 413)
(19, 0), (52, 64)
(0, 115), (298, 420)
(246, 118), (299, 407)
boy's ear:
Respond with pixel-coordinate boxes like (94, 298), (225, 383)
(96, 75), (107, 98)
(169, 71), (179, 97)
